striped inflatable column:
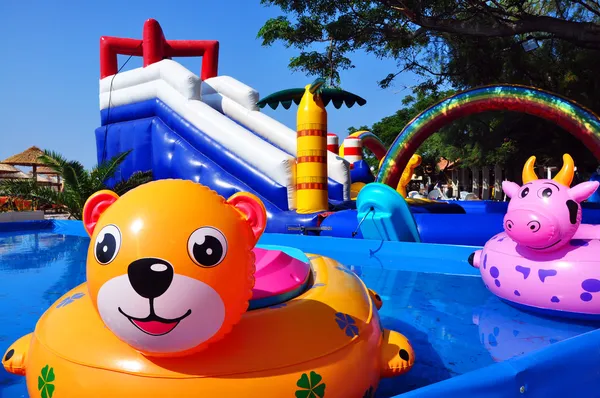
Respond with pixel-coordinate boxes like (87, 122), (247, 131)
(296, 85), (329, 214)
(327, 133), (339, 154)
(343, 136), (363, 164)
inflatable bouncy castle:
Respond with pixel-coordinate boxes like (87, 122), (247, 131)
(95, 19), (600, 247)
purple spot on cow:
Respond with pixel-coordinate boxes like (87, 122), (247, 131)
(488, 333), (498, 347)
(538, 269), (557, 283)
(483, 254), (488, 270)
(490, 266), (499, 278)
(570, 239), (590, 247)
(514, 290), (521, 296)
(494, 279), (501, 287)
(581, 292), (593, 302)
(582, 279), (600, 293)
(515, 265), (530, 279)
(551, 296), (560, 303)
(512, 330), (520, 337)
(497, 237), (505, 242)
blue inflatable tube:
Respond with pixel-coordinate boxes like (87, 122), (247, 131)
(448, 200), (509, 214)
(319, 210), (363, 239)
(318, 210), (504, 246)
(410, 201), (465, 214)
(414, 213), (504, 246)
(350, 160), (375, 184)
(356, 183), (421, 242)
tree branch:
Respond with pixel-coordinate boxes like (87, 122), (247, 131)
(573, 0), (600, 18)
(388, 0), (600, 49)
(555, 0), (567, 19)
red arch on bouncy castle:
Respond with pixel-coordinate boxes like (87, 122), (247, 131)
(376, 85), (600, 189)
(100, 18), (219, 80)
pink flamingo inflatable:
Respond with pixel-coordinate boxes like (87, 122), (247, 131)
(470, 154), (600, 318)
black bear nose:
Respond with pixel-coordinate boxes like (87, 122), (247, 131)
(127, 258), (174, 299)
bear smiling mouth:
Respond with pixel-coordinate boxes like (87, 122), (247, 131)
(118, 305), (192, 336)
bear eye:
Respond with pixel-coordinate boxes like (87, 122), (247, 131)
(538, 187), (553, 199)
(519, 187), (529, 198)
(187, 227), (227, 267)
(94, 224), (121, 265)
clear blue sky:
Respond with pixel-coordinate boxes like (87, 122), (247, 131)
(0, 0), (420, 169)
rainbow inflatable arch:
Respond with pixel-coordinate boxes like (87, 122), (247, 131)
(376, 85), (600, 189)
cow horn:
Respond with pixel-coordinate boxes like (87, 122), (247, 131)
(522, 156), (538, 184)
(553, 154), (575, 187)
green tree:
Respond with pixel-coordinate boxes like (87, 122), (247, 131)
(0, 150), (152, 220)
(257, 1), (600, 90)
(258, 0), (600, 177)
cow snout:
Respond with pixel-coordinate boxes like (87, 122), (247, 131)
(504, 210), (556, 246)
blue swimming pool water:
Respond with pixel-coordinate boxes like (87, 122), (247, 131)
(1, 230), (599, 397)
(0, 231), (88, 398)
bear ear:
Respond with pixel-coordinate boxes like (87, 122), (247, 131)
(83, 190), (119, 236)
(227, 192), (267, 244)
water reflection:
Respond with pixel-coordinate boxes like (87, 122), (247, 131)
(0, 232), (89, 394)
(472, 296), (600, 362)
(0, 232), (72, 271)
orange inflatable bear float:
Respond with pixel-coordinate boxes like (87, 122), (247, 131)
(3, 180), (414, 397)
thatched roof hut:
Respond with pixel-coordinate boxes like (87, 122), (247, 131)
(1, 147), (61, 187)
(0, 163), (19, 173)
(2, 146), (45, 167)
(37, 166), (59, 175)
(0, 171), (29, 179)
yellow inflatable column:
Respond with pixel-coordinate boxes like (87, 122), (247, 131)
(296, 84), (329, 213)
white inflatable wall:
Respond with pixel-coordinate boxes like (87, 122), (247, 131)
(99, 60), (297, 209)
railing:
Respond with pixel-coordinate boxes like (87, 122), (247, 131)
(99, 18), (219, 80)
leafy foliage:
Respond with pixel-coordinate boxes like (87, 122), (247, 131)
(259, 1), (600, 177)
(258, 1), (600, 90)
(0, 149), (152, 220)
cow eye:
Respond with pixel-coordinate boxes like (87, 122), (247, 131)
(520, 187), (529, 198)
(539, 187), (553, 199)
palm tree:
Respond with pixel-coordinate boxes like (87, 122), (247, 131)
(256, 78), (366, 111)
(0, 149), (152, 220)
(257, 78), (366, 213)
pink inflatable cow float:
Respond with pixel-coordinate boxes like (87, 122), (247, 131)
(470, 154), (600, 318)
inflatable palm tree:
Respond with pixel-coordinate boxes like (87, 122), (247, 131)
(257, 79), (366, 213)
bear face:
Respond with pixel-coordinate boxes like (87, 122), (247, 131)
(82, 180), (267, 357)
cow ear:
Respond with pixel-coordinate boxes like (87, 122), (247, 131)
(502, 181), (520, 199)
(83, 190), (119, 236)
(227, 192), (267, 244)
(569, 181), (599, 203)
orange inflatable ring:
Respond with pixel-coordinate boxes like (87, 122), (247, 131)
(3, 180), (414, 397)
